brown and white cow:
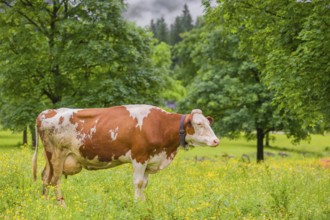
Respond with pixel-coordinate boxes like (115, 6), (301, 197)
(32, 104), (219, 206)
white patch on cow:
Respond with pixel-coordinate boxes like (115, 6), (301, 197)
(146, 151), (175, 173)
(109, 127), (119, 141)
(118, 150), (132, 163)
(91, 126), (96, 133)
(124, 105), (155, 130)
(39, 108), (84, 154)
(81, 118), (99, 140)
(89, 125), (97, 138)
(191, 109), (202, 114)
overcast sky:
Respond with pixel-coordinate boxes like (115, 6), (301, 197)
(124, 0), (206, 27)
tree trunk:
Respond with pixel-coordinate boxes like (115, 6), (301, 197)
(265, 132), (270, 147)
(29, 124), (37, 148)
(256, 128), (264, 163)
(23, 127), (28, 145)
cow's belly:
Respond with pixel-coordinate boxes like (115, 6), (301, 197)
(80, 150), (132, 170)
(62, 151), (124, 175)
(82, 159), (127, 170)
(146, 151), (175, 173)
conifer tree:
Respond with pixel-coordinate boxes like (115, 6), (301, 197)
(169, 4), (194, 45)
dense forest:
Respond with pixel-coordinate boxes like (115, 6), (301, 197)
(0, 0), (329, 162)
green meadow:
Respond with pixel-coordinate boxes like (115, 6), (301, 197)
(0, 130), (329, 219)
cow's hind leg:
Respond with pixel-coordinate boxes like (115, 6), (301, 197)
(42, 148), (67, 206)
(50, 154), (66, 207)
(132, 161), (149, 201)
(41, 148), (53, 197)
(41, 164), (51, 196)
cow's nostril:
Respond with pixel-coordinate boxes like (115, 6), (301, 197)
(213, 139), (220, 145)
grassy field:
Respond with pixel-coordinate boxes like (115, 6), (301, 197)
(0, 130), (329, 219)
(0, 131), (23, 150)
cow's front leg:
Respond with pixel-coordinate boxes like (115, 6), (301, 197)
(132, 161), (148, 201)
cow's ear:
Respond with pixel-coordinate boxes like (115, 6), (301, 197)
(206, 116), (214, 125)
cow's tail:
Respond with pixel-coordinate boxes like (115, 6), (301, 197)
(32, 125), (38, 181)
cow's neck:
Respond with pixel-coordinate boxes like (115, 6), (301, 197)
(162, 113), (187, 155)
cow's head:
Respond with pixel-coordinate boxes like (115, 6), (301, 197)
(185, 109), (220, 147)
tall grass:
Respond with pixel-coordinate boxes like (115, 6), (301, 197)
(0, 131), (329, 219)
(0, 148), (329, 219)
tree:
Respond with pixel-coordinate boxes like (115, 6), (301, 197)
(0, 0), (166, 143)
(150, 19), (157, 35)
(149, 17), (169, 44)
(172, 28), (203, 86)
(175, 23), (308, 162)
(151, 42), (186, 106)
(181, 4), (193, 31)
(169, 17), (183, 45)
(169, 4), (194, 45)
(207, 0), (330, 128)
(155, 17), (170, 43)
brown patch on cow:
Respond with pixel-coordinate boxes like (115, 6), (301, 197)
(185, 114), (195, 135)
(58, 116), (64, 125)
(69, 112), (77, 126)
(130, 108), (183, 162)
(44, 110), (57, 118)
(76, 107), (133, 162)
(48, 126), (56, 136)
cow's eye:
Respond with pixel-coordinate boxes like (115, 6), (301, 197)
(197, 123), (202, 127)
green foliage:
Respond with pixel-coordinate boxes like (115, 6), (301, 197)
(0, 0), (168, 131)
(172, 27), (203, 86)
(172, 2), (325, 161)
(175, 21), (308, 148)
(171, 0), (329, 161)
(151, 42), (186, 102)
(208, 0), (330, 127)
